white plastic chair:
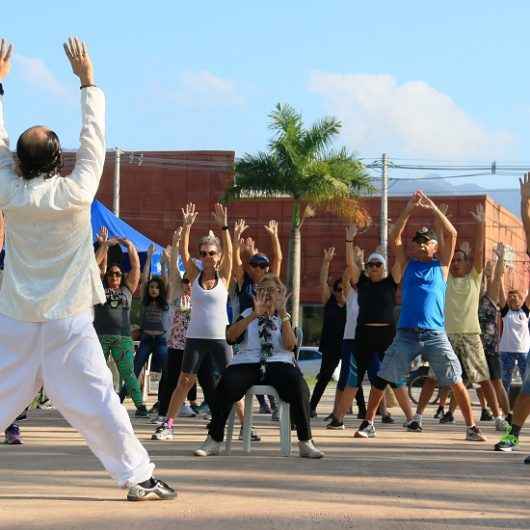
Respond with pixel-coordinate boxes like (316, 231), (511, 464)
(225, 385), (291, 457)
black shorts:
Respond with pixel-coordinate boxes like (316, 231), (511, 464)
(181, 338), (232, 375)
(485, 352), (502, 381)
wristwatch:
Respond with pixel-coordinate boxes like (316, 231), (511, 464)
(0, 83), (4, 96)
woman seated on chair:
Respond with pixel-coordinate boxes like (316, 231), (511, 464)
(194, 273), (324, 459)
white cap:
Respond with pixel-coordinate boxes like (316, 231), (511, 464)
(366, 252), (386, 265)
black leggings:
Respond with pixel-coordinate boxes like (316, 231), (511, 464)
(209, 362), (312, 442)
(158, 348), (198, 417)
(310, 349), (341, 412)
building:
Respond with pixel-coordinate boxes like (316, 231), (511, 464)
(90, 151), (529, 343)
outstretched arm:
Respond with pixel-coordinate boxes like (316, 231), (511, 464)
(140, 243), (154, 297)
(180, 203), (200, 283)
(265, 220), (283, 277)
(168, 227), (183, 304)
(233, 219), (249, 288)
(494, 243), (506, 308)
(520, 173), (530, 255)
(345, 225), (361, 284)
(63, 37), (105, 203)
(122, 238), (141, 293)
(213, 203), (232, 285)
(0, 39), (16, 207)
(320, 247), (335, 304)
(470, 205), (485, 274)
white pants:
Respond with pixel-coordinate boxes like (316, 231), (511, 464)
(0, 310), (154, 487)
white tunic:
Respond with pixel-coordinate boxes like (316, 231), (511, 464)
(343, 288), (359, 340)
(0, 87), (106, 321)
(186, 274), (228, 340)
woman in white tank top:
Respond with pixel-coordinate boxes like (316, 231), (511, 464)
(152, 202), (234, 440)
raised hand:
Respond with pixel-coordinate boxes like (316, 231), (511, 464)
(470, 204), (485, 224)
(494, 242), (505, 259)
(63, 36), (94, 86)
(182, 203), (198, 227)
(276, 288), (292, 316)
(212, 203), (228, 228)
(484, 260), (493, 279)
(162, 245), (171, 262)
(264, 220), (279, 237)
(0, 39), (13, 81)
(147, 243), (155, 256)
(172, 226), (183, 247)
(97, 226), (109, 244)
(252, 289), (269, 317)
(323, 247), (335, 263)
(416, 190), (436, 210)
(460, 241), (471, 256)
(353, 246), (364, 267)
(242, 237), (257, 256)
(234, 219), (249, 240)
(345, 224), (358, 241)
(404, 192), (423, 213)
(438, 203), (449, 216)
(520, 172), (530, 221)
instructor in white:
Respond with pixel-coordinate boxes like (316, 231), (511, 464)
(0, 37), (175, 501)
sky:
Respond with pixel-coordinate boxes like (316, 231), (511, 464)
(3, 1), (530, 190)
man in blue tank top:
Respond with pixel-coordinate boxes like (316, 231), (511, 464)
(355, 191), (486, 442)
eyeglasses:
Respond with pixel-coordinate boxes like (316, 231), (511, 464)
(367, 262), (383, 268)
(107, 271), (122, 277)
(199, 250), (217, 257)
(250, 262), (268, 270)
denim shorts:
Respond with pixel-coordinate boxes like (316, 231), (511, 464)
(378, 328), (462, 387)
(517, 353), (530, 395)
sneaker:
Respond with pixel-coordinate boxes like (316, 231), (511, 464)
(16, 410), (28, 421)
(238, 427), (261, 442)
(194, 435), (221, 456)
(354, 420), (376, 438)
(326, 417), (345, 430)
(148, 402), (159, 415)
(466, 425), (487, 442)
(127, 478), (176, 501)
(494, 426), (518, 451)
(523, 455), (530, 464)
(258, 404), (272, 414)
(150, 414), (166, 425)
(381, 413), (395, 424)
(299, 440), (324, 458)
(495, 417), (510, 432)
(480, 408), (494, 422)
(37, 399), (54, 410)
(404, 419), (423, 432)
(323, 413), (334, 422)
(271, 409), (280, 422)
(151, 422), (174, 441)
(178, 404), (197, 418)
(135, 405), (149, 417)
(439, 411), (455, 424)
(4, 424), (22, 445)
(433, 406), (444, 419)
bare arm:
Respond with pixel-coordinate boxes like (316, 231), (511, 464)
(320, 247), (334, 304)
(168, 228), (183, 304)
(123, 239), (140, 293)
(265, 220), (283, 277)
(520, 173), (530, 254)
(494, 243), (506, 308)
(180, 202), (200, 283)
(140, 243), (154, 297)
(470, 204), (485, 274)
(345, 225), (361, 284)
(233, 219), (249, 288)
(213, 203), (233, 285)
(226, 311), (257, 344)
(278, 291), (297, 352)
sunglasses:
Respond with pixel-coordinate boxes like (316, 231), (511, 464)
(250, 262), (268, 270)
(199, 250), (217, 257)
(367, 262), (383, 268)
(107, 271), (122, 277)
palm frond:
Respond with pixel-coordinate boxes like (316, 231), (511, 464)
(301, 116), (341, 156)
(269, 103), (303, 136)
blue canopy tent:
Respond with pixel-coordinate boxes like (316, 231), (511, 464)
(90, 200), (165, 273)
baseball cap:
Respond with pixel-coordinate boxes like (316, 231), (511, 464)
(366, 252), (386, 265)
(249, 253), (270, 266)
(412, 227), (438, 244)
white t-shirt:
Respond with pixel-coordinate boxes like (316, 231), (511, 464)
(499, 304), (530, 353)
(343, 288), (359, 340)
(229, 308), (295, 365)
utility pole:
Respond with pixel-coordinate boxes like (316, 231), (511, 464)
(113, 147), (121, 217)
(380, 153), (389, 259)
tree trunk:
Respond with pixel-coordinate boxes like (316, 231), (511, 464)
(286, 202), (302, 330)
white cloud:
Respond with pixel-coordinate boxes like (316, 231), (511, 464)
(174, 70), (244, 108)
(308, 71), (514, 159)
(15, 54), (71, 100)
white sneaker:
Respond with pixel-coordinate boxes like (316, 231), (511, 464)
(354, 420), (376, 438)
(299, 440), (324, 459)
(495, 417), (510, 432)
(150, 414), (165, 425)
(178, 404), (197, 418)
(194, 435), (221, 457)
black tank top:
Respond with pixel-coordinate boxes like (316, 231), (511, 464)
(319, 294), (346, 353)
(357, 274), (397, 325)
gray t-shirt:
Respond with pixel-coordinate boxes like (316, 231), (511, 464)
(94, 285), (132, 336)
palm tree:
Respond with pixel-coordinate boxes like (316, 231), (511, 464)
(224, 103), (373, 328)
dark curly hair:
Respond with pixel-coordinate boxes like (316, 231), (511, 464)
(102, 263), (125, 288)
(143, 276), (169, 310)
(16, 126), (63, 180)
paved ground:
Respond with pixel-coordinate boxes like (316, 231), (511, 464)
(1, 390), (529, 530)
